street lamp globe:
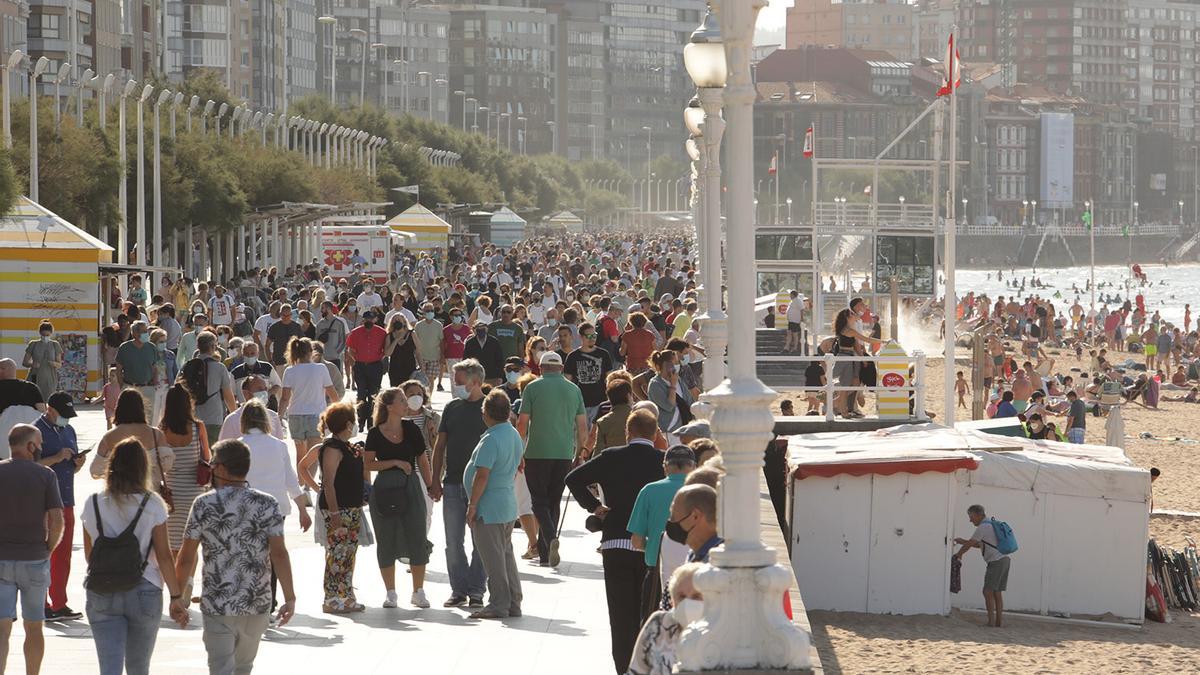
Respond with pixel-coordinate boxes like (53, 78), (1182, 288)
(683, 7), (726, 89)
(684, 96), (704, 137)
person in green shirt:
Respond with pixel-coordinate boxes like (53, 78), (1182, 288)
(629, 445), (696, 569)
(488, 304), (526, 360)
(516, 352), (586, 567)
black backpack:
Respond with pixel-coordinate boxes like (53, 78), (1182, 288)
(182, 357), (216, 404)
(84, 493), (154, 593)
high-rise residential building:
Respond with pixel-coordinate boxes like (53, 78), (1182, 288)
(605, 1), (703, 165)
(447, 3), (557, 154)
(915, 0), (956, 60)
(283, 0), (318, 111)
(546, 0), (606, 160)
(1125, 0), (1198, 141)
(786, 0), (917, 60)
(0, 1), (27, 59)
(251, 0), (284, 110)
(322, 0), (372, 109)
(178, 0), (253, 100)
(376, 3), (450, 123)
(122, 0), (161, 81)
(27, 0), (121, 87)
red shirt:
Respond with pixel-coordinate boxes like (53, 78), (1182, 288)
(443, 323), (471, 359)
(346, 325), (387, 362)
(622, 328), (656, 373)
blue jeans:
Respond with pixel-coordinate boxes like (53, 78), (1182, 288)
(0, 558), (50, 621)
(442, 483), (486, 601)
(86, 578), (163, 675)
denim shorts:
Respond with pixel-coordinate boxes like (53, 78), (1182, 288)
(0, 559), (50, 621)
(289, 414), (321, 440)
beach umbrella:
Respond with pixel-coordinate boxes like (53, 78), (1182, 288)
(1105, 404), (1126, 449)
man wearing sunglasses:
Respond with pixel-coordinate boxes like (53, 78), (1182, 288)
(564, 322), (615, 426)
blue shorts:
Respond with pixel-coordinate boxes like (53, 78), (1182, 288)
(0, 559), (50, 621)
(289, 414), (321, 440)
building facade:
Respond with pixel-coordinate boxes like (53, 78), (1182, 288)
(786, 0), (917, 60)
(376, 3), (450, 123)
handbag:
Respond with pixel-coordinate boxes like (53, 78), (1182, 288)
(195, 424), (212, 487)
(154, 435), (175, 514)
(372, 469), (409, 517)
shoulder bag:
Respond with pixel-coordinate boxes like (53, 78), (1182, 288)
(195, 423), (212, 487)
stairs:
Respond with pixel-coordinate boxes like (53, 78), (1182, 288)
(1168, 231), (1200, 261)
(755, 328), (815, 389)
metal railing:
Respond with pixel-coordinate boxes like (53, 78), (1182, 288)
(758, 351), (929, 422)
(814, 201), (937, 231)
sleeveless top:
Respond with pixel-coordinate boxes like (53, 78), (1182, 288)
(317, 437), (365, 510)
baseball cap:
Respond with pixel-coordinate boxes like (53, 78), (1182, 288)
(48, 392), (77, 418)
(539, 351), (563, 367)
(504, 356), (525, 369)
(665, 444), (697, 463)
(674, 420), (711, 439)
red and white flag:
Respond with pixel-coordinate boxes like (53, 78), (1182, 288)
(768, 153), (778, 175)
(802, 127), (814, 158)
(937, 34), (961, 97)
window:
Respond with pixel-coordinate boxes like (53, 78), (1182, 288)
(875, 236), (935, 295)
(755, 234), (814, 261)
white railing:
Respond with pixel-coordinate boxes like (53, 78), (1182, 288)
(813, 201), (938, 231)
(758, 351), (929, 422)
(1034, 222), (1182, 237)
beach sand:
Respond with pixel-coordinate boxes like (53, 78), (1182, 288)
(770, 347), (1200, 673)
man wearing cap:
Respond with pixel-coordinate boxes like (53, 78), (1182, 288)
(517, 351), (587, 568)
(564, 410), (665, 674)
(34, 393), (85, 622)
(674, 420), (711, 446)
(628, 444), (696, 614)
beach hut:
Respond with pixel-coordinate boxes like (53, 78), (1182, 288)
(0, 198), (113, 399)
(787, 424), (1149, 622)
(385, 203), (451, 253)
(547, 210), (585, 234)
(489, 206), (527, 247)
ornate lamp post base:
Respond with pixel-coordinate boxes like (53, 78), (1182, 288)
(697, 306), (727, 389)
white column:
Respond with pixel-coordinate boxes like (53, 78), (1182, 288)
(698, 86), (727, 389)
(185, 222), (194, 278)
(677, 0), (810, 670)
(239, 222), (246, 273)
(226, 229), (235, 279)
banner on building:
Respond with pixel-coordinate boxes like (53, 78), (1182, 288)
(1039, 112), (1074, 208)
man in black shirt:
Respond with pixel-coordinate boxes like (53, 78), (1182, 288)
(0, 359), (45, 414)
(265, 304), (304, 368)
(462, 322), (504, 385)
(564, 410), (665, 674)
(565, 322), (614, 425)
(431, 358), (489, 608)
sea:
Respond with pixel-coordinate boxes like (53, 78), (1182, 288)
(952, 263), (1196, 327)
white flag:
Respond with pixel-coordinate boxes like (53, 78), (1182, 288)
(393, 185), (420, 195)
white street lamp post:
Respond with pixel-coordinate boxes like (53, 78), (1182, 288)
(676, 2), (810, 670)
(53, 62), (70, 132)
(643, 125), (653, 211)
(216, 102), (228, 136)
(547, 120), (556, 155)
(2, 50), (23, 149)
(118, 80), (136, 265)
(201, 100), (214, 134)
(318, 16), (337, 102)
(29, 57), (50, 202)
(349, 28), (368, 105)
(135, 84), (152, 274)
(153, 89), (171, 290)
(75, 67), (92, 126)
(418, 71), (431, 119)
(455, 90), (466, 130)
(517, 116), (527, 154)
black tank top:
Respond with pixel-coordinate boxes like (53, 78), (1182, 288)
(317, 437), (364, 510)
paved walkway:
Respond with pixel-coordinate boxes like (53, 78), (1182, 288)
(5, 389), (618, 674)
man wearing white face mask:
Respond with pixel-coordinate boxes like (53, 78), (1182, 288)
(229, 341), (282, 404)
(219, 376), (286, 441)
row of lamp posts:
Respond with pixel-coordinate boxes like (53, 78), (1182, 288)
(0, 49), (389, 295)
(675, 3), (811, 672)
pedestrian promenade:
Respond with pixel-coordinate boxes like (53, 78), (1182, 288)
(7, 397), (615, 674)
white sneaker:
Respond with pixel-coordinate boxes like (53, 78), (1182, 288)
(411, 589), (430, 609)
(383, 590), (398, 608)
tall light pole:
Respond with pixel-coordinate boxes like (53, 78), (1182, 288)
(318, 16), (338, 103)
(455, 90), (466, 130)
(201, 99), (214, 134)
(216, 102), (228, 136)
(371, 42), (386, 106)
(642, 125), (652, 211)
(52, 62), (70, 132)
(350, 28), (368, 105)
(135, 84), (152, 271)
(676, 3), (810, 671)
(170, 92), (183, 137)
(153, 89), (171, 290)
(479, 106), (489, 137)
(29, 56), (50, 203)
(500, 112), (510, 151)
(417, 71), (431, 119)
(74, 67), (93, 127)
(118, 80), (136, 265)
(547, 120), (556, 155)
(394, 59), (406, 114)
(517, 115), (527, 154)
(2, 50), (23, 149)
(467, 97), (477, 132)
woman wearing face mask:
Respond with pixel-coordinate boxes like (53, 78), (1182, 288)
(647, 350), (693, 441)
(384, 317), (418, 388)
(279, 338), (339, 485)
(158, 383), (210, 553)
(365, 388), (434, 609)
(24, 320), (64, 401)
(469, 295), (494, 327)
(442, 308), (471, 376)
(625, 562), (705, 674)
(525, 336), (548, 376)
(399, 380), (439, 536)
(1024, 413), (1056, 440)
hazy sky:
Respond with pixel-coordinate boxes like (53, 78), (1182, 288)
(758, 0), (791, 32)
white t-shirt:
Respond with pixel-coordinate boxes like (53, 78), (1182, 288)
(210, 293), (236, 325)
(786, 298), (806, 324)
(972, 520), (1006, 563)
(253, 314), (278, 349)
(357, 291), (384, 312)
(384, 307), (417, 329)
(81, 492), (169, 588)
(281, 362), (334, 415)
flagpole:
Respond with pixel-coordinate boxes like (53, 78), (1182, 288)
(943, 29), (958, 425)
(774, 149), (781, 224)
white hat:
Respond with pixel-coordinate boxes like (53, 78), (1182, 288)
(539, 351), (563, 367)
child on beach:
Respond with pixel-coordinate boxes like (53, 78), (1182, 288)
(956, 371), (970, 409)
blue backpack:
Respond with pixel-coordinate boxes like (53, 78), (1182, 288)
(987, 517), (1018, 555)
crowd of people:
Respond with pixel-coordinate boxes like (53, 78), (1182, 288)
(0, 230), (758, 675)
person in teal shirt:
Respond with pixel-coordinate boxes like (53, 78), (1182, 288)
(629, 445), (697, 569)
(464, 389), (524, 619)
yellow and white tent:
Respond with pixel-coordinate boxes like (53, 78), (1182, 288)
(385, 203), (451, 252)
(0, 197), (113, 398)
(547, 210), (584, 234)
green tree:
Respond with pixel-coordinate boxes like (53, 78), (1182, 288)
(0, 148), (18, 217)
(176, 69), (241, 110)
(225, 142), (318, 206)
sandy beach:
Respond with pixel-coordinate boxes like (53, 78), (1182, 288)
(770, 346), (1200, 673)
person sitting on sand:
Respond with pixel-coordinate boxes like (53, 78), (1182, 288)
(954, 504), (1010, 628)
(1170, 366), (1188, 388)
(1163, 387), (1200, 403)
